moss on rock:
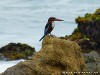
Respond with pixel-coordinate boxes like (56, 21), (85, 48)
(2, 35), (86, 75)
(76, 8), (100, 23)
(0, 43), (35, 60)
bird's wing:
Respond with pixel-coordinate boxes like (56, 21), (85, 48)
(45, 23), (50, 30)
(44, 24), (50, 35)
(39, 24), (50, 41)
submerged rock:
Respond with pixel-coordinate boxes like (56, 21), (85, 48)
(0, 43), (35, 60)
(2, 35), (86, 75)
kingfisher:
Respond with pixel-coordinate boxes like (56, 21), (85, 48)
(39, 17), (63, 41)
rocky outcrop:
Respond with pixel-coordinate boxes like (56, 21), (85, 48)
(76, 8), (100, 45)
(2, 36), (86, 75)
(0, 43), (35, 60)
(63, 8), (100, 51)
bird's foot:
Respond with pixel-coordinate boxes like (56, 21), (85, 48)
(49, 34), (56, 37)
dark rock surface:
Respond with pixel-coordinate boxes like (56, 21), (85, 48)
(0, 43), (35, 60)
(2, 35), (86, 75)
(76, 39), (97, 50)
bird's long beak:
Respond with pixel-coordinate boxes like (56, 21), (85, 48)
(55, 18), (64, 21)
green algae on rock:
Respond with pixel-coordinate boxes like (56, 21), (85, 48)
(0, 43), (35, 60)
(75, 8), (100, 44)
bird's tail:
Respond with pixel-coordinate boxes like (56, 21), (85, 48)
(39, 35), (45, 41)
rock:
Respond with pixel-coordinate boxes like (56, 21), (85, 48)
(76, 8), (100, 45)
(0, 43), (35, 60)
(83, 51), (100, 73)
(66, 8), (100, 51)
(2, 35), (86, 75)
(83, 51), (100, 63)
(86, 63), (100, 73)
(76, 39), (97, 50)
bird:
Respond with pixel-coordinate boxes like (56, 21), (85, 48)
(39, 17), (63, 41)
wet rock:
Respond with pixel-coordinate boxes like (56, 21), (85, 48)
(0, 43), (35, 60)
(2, 35), (86, 75)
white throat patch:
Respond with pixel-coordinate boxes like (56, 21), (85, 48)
(52, 21), (55, 28)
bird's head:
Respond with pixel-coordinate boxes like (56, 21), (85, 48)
(48, 17), (63, 21)
(48, 17), (63, 23)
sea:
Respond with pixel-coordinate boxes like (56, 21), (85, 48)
(0, 0), (100, 73)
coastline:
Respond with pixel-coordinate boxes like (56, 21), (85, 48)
(0, 3), (100, 74)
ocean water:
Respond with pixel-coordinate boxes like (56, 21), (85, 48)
(0, 0), (100, 73)
(0, 59), (25, 73)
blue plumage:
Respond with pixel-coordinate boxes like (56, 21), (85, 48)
(39, 24), (50, 41)
(39, 17), (63, 41)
